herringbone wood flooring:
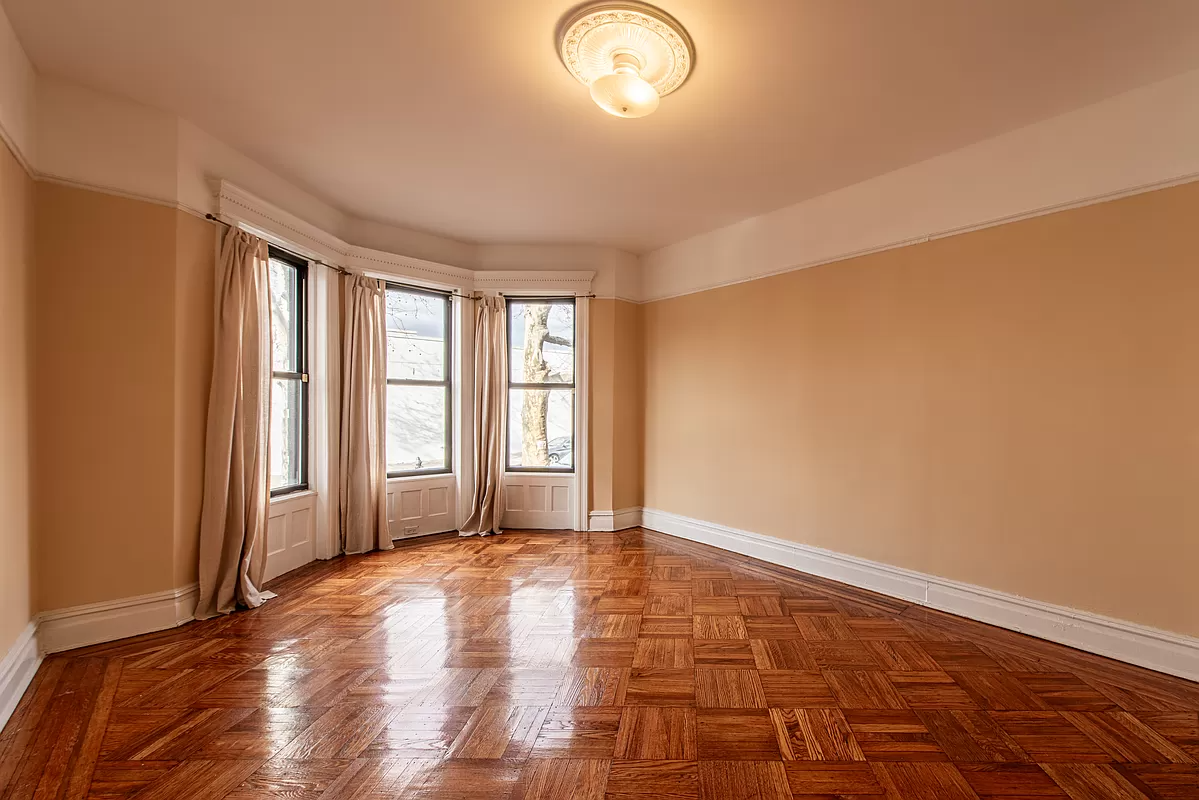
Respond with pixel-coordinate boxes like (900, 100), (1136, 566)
(3, 529), (1198, 799)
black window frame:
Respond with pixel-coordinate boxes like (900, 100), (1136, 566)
(268, 246), (309, 497)
(385, 283), (453, 478)
(505, 296), (576, 474)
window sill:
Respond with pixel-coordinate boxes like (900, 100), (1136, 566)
(270, 489), (316, 504)
(387, 472), (454, 483)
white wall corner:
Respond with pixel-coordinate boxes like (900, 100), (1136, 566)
(0, 621), (42, 733)
(639, 508), (1199, 683)
(37, 583), (200, 655)
(589, 507), (643, 532)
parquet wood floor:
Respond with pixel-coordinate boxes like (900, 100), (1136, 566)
(3, 529), (1199, 799)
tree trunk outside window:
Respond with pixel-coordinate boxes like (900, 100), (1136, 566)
(520, 304), (551, 467)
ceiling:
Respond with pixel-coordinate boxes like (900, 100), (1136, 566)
(6, 0), (1199, 253)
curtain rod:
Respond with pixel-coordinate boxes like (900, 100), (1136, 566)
(204, 213), (596, 300)
(205, 213), (350, 275)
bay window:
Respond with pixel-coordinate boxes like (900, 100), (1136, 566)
(506, 298), (575, 471)
(386, 285), (452, 476)
(267, 248), (308, 495)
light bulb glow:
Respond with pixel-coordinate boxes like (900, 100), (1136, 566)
(559, 3), (693, 119)
(589, 72), (660, 118)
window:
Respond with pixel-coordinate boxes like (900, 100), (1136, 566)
(267, 248), (308, 495)
(386, 285), (452, 475)
(507, 298), (575, 471)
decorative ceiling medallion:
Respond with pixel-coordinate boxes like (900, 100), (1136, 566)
(559, 1), (695, 118)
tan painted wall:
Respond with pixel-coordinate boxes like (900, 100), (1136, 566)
(590, 300), (616, 512)
(27, 160), (1197, 649)
(172, 212), (215, 587)
(32, 183), (215, 611)
(590, 298), (644, 514)
(643, 181), (1199, 638)
(611, 299), (643, 511)
(33, 183), (178, 609)
(0, 139), (35, 654)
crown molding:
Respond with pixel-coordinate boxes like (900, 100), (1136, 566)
(641, 68), (1199, 303)
(346, 245), (476, 292)
(474, 269), (597, 295)
(13, 117), (1199, 307)
(218, 179), (349, 264)
(39, 170), (197, 213)
(638, 169), (1199, 304)
(14, 65), (1199, 306)
(219, 180), (595, 295)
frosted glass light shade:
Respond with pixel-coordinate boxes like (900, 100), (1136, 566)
(559, 2), (693, 119)
(589, 72), (660, 118)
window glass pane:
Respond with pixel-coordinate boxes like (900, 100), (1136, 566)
(508, 387), (573, 469)
(270, 377), (303, 489)
(387, 384), (448, 472)
(269, 259), (299, 372)
(387, 289), (447, 381)
(509, 301), (574, 384)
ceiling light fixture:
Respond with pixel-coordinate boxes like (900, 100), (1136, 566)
(559, 1), (694, 119)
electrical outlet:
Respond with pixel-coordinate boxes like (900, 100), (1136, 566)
(405, 526), (419, 536)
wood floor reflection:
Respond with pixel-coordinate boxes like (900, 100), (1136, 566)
(3, 529), (1198, 799)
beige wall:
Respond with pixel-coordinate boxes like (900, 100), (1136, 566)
(590, 298), (644, 513)
(611, 299), (643, 511)
(643, 181), (1199, 638)
(33, 183), (177, 609)
(0, 139), (35, 654)
(20, 152), (1198, 651)
(32, 183), (213, 611)
(172, 212), (214, 587)
(590, 300), (616, 512)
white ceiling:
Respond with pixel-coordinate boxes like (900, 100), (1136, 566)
(6, 0), (1199, 253)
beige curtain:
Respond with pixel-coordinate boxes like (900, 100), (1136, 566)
(460, 296), (507, 536)
(195, 229), (273, 620)
(340, 274), (391, 554)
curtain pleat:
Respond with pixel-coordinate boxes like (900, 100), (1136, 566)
(340, 274), (391, 554)
(195, 228), (273, 620)
(460, 296), (507, 537)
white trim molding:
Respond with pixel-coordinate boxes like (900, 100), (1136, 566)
(37, 584), (200, 655)
(7, 67), (1199, 306)
(589, 507), (643, 532)
(219, 181), (597, 298)
(218, 179), (348, 265)
(476, 271), (597, 297)
(640, 67), (1199, 303)
(0, 622), (41, 732)
(640, 507), (1199, 682)
(573, 297), (591, 532)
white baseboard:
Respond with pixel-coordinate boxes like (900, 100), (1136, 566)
(589, 507), (643, 532)
(0, 622), (42, 732)
(640, 507), (1199, 683)
(38, 583), (200, 655)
